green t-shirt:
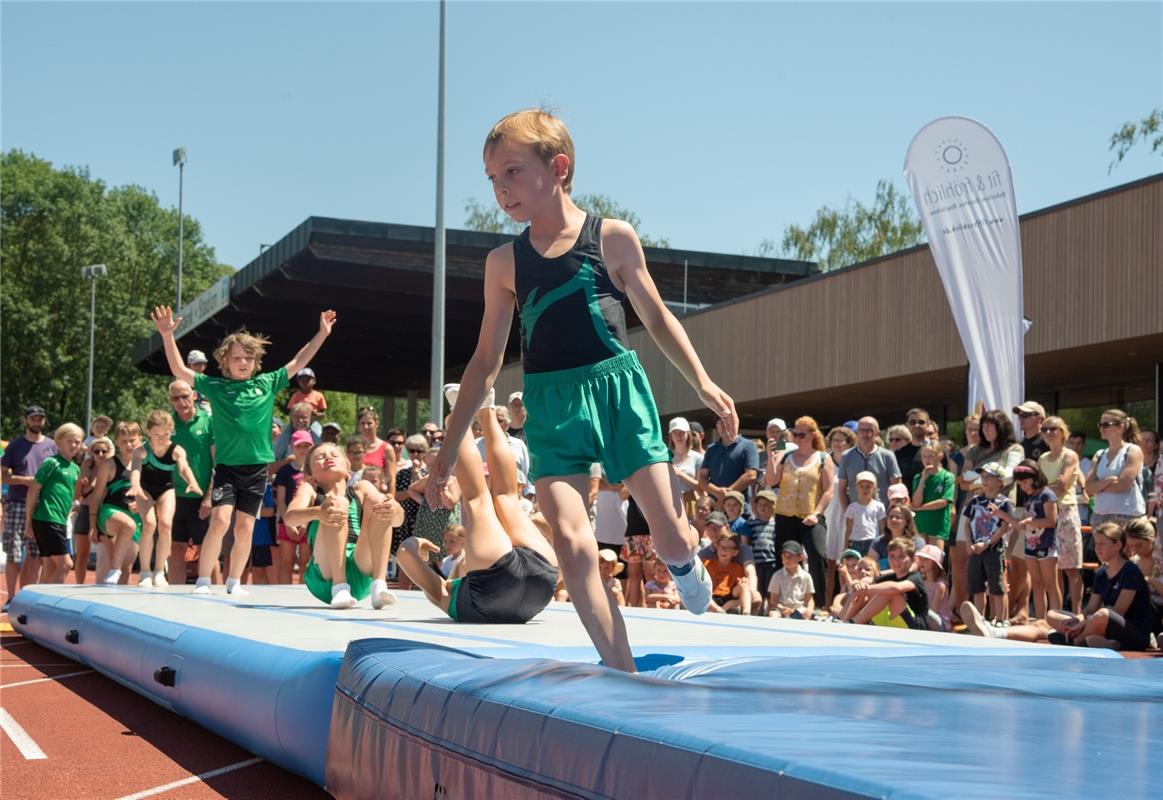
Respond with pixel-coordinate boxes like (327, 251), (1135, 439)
(32, 454), (80, 525)
(171, 409), (214, 498)
(911, 468), (955, 539)
(194, 367), (289, 466)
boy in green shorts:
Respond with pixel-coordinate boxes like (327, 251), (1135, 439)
(151, 305), (337, 596)
(282, 442), (402, 609)
(427, 108), (738, 672)
(24, 423), (85, 584)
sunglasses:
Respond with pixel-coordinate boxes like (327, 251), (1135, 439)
(389, 439), (405, 446)
(170, 394), (192, 401)
(1040, 426), (1061, 434)
(1098, 420), (1122, 429)
(907, 419), (927, 425)
(1018, 411), (1040, 419)
(792, 431), (809, 439)
(407, 448), (425, 455)
(889, 437), (906, 443)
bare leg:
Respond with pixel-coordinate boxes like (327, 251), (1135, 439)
(396, 537), (451, 612)
(950, 541), (969, 615)
(1040, 558), (1062, 612)
(153, 491), (176, 583)
(825, 559), (837, 610)
(1062, 568), (1083, 615)
(107, 512), (138, 582)
(852, 592), (894, 624)
(73, 530), (91, 585)
(1008, 557), (1030, 623)
(169, 541), (190, 587)
(19, 552), (40, 590)
(136, 495), (158, 581)
(277, 540), (296, 584)
(450, 411), (514, 572)
(198, 505), (233, 580)
(622, 462), (696, 566)
(1029, 561), (1047, 620)
(537, 474), (635, 673)
(226, 514), (258, 581)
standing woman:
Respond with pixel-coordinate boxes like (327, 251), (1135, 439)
(1038, 416), (1084, 614)
(1085, 409), (1146, 530)
(769, 416), (834, 607)
(824, 425), (856, 607)
(950, 414), (982, 614)
(393, 434), (430, 588)
(667, 417), (703, 521)
(357, 407), (392, 473)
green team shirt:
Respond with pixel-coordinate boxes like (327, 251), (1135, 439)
(194, 367), (289, 466)
(911, 468), (956, 539)
(171, 409), (214, 498)
(32, 454), (80, 525)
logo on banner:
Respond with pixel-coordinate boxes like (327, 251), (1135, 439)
(935, 138), (970, 174)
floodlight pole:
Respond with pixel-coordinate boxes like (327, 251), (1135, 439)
(81, 264), (109, 435)
(429, 0), (447, 424)
(174, 147), (187, 310)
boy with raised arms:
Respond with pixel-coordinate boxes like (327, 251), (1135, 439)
(427, 108), (737, 672)
(151, 305), (337, 595)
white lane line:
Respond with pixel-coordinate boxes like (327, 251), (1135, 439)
(4, 669), (94, 688)
(114, 757), (265, 800)
(0, 708), (48, 759)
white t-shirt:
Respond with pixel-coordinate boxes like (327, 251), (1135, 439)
(595, 467), (628, 547)
(844, 498), (886, 542)
(768, 567), (815, 609)
(671, 450), (703, 497)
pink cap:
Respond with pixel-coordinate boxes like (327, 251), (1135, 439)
(291, 430), (314, 447)
(887, 484), (910, 500)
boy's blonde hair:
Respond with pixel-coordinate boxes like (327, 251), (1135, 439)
(54, 422), (85, 443)
(887, 537), (917, 557)
(145, 409), (174, 431)
(115, 421), (142, 440)
(483, 108), (576, 194)
(214, 329), (270, 376)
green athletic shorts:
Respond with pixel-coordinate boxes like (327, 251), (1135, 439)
(304, 543), (373, 605)
(523, 350), (670, 484)
(97, 504), (142, 543)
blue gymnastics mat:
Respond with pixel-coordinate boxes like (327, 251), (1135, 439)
(10, 584), (1160, 799)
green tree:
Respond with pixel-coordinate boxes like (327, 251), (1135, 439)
(762, 179), (924, 272)
(463, 193), (670, 247)
(0, 150), (232, 436)
(1108, 108), (1163, 173)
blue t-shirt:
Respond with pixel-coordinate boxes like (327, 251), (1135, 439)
(252, 482), (276, 546)
(964, 494), (1013, 550)
(1022, 487), (1058, 558)
(1, 436), (59, 503)
(1092, 561), (1154, 641)
(702, 437), (760, 488)
(746, 515), (778, 563)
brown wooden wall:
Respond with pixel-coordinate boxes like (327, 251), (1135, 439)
(494, 175), (1163, 423)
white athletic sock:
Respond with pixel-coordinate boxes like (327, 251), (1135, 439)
(371, 579), (396, 610)
(331, 582), (356, 609)
(102, 569), (121, 585)
(225, 577), (248, 596)
(192, 576), (212, 595)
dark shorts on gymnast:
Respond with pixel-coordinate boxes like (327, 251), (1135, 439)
(172, 497), (209, 544)
(210, 464), (266, 517)
(448, 547), (558, 624)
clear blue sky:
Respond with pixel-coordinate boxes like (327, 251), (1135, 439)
(3, 1), (1161, 273)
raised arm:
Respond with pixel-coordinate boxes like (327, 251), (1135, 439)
(607, 219), (737, 439)
(283, 310), (337, 377)
(151, 306), (197, 385)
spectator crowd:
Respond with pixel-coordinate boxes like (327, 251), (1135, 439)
(3, 361), (1160, 652)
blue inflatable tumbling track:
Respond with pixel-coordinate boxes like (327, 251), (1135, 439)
(11, 584), (1161, 799)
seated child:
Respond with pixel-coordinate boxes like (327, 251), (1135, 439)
(831, 555), (880, 618)
(440, 523), (466, 578)
(767, 540), (815, 619)
(706, 531), (751, 614)
(396, 397), (560, 624)
(598, 549), (626, 606)
(283, 442), (403, 609)
(844, 537), (930, 630)
(644, 558), (681, 609)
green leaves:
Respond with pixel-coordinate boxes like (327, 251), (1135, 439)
(0, 150), (232, 435)
(1108, 108), (1162, 173)
(762, 179), (925, 272)
(462, 193), (670, 248)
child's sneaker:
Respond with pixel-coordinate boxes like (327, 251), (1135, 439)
(138, 575), (154, 589)
(959, 601), (1002, 638)
(669, 558), (712, 615)
(192, 577), (212, 595)
(153, 571), (168, 587)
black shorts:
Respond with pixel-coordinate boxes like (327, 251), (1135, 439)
(250, 544), (273, 568)
(172, 497), (209, 545)
(1105, 613), (1149, 651)
(453, 547), (559, 624)
(713, 593), (734, 606)
(73, 505), (91, 536)
(210, 464), (266, 517)
(968, 547), (1005, 596)
(755, 561), (779, 602)
(32, 519), (69, 557)
(900, 606), (930, 632)
(141, 472), (174, 502)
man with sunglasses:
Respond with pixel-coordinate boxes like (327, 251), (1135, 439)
(838, 416), (902, 512)
(2, 405), (56, 608)
(169, 380), (216, 584)
(894, 408), (932, 492)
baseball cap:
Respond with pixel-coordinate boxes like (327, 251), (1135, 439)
(668, 417), (690, 433)
(843, 420), (859, 431)
(887, 484), (910, 501)
(291, 430), (314, 447)
(295, 367), (316, 379)
(841, 549), (862, 560)
(781, 541), (804, 556)
(706, 511), (729, 527)
(754, 489), (778, 504)
(25, 404), (46, 417)
(766, 417), (787, 431)
(689, 421), (704, 435)
(723, 490), (746, 506)
(507, 391), (523, 404)
(855, 471), (878, 485)
(916, 544), (946, 573)
(186, 349), (208, 365)
(1012, 401), (1046, 417)
(322, 422), (342, 432)
(978, 463), (1009, 481)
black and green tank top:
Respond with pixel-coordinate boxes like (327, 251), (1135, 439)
(306, 486), (361, 548)
(104, 456), (134, 510)
(513, 213), (630, 374)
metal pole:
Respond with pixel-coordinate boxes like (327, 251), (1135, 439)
(683, 258), (689, 314)
(86, 275), (96, 435)
(177, 160), (185, 310)
(429, 0), (447, 424)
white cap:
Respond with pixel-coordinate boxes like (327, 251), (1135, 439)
(508, 391), (523, 404)
(766, 417), (787, 431)
(186, 349), (208, 365)
(668, 417), (690, 433)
